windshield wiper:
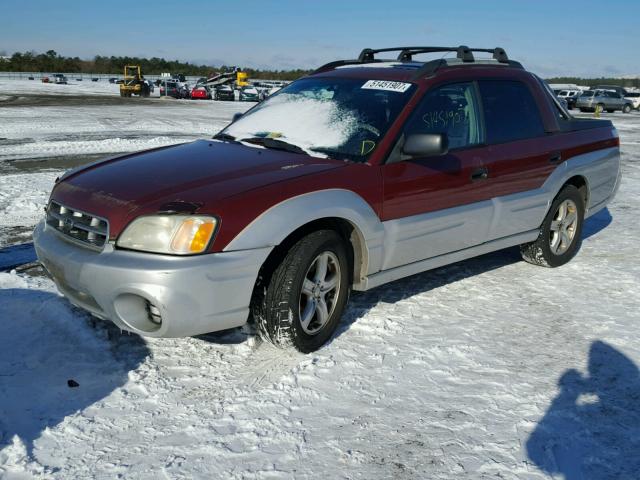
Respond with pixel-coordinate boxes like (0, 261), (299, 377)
(212, 132), (237, 142)
(309, 147), (363, 162)
(241, 137), (307, 155)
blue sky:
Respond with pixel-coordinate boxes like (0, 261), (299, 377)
(1, 0), (638, 77)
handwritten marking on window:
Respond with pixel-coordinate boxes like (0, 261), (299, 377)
(422, 110), (465, 129)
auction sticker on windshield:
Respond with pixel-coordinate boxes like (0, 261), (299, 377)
(361, 80), (412, 93)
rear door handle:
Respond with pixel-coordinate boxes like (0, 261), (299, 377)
(549, 152), (563, 164)
(471, 167), (488, 181)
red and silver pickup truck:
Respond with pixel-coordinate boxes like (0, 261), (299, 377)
(34, 46), (621, 352)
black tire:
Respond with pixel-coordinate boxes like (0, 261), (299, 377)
(622, 104), (632, 113)
(251, 230), (351, 353)
(520, 185), (585, 268)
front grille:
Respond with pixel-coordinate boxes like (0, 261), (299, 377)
(46, 201), (109, 249)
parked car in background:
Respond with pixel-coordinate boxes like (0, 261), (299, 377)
(593, 85), (628, 96)
(239, 86), (260, 102)
(624, 92), (640, 110)
(576, 90), (632, 113)
(34, 45), (621, 353)
(190, 85), (211, 100)
(53, 74), (68, 85)
(557, 90), (581, 110)
(214, 85), (235, 101)
(160, 81), (181, 99)
(108, 77), (117, 84)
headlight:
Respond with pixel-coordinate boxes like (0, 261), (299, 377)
(117, 215), (218, 255)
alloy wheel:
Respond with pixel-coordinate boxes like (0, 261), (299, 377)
(299, 251), (341, 335)
(549, 199), (579, 255)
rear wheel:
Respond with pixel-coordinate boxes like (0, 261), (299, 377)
(251, 230), (350, 353)
(520, 185), (584, 268)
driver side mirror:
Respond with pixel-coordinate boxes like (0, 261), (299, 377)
(402, 133), (449, 158)
(232, 112), (244, 123)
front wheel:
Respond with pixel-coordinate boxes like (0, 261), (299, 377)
(520, 185), (585, 267)
(251, 230), (350, 353)
(622, 104), (632, 113)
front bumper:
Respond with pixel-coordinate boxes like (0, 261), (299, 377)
(33, 221), (271, 338)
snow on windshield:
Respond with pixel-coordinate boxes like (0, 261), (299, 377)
(224, 93), (359, 156)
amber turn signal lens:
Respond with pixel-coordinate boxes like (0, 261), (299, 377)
(189, 222), (215, 252)
(170, 217), (217, 254)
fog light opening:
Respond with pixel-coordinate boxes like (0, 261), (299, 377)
(113, 293), (163, 333)
(147, 301), (163, 326)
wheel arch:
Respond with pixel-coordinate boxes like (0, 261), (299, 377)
(255, 217), (369, 292)
(563, 174), (589, 208)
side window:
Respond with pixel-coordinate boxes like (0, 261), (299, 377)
(478, 80), (545, 144)
(402, 82), (482, 150)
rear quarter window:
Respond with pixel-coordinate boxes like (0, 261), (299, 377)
(478, 80), (545, 144)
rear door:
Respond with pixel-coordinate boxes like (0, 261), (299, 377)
(380, 81), (493, 270)
(609, 91), (624, 109)
(476, 79), (556, 240)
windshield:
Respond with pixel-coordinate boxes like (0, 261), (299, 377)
(581, 91), (595, 97)
(220, 77), (416, 162)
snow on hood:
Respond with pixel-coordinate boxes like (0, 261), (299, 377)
(224, 94), (359, 156)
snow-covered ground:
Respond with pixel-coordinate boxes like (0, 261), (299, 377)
(0, 78), (122, 97)
(0, 79), (251, 164)
(1, 81), (640, 479)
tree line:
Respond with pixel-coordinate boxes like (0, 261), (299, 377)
(1, 50), (313, 80)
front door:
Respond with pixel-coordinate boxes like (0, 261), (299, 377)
(381, 81), (493, 270)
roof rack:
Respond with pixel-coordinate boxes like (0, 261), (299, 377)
(313, 45), (523, 77)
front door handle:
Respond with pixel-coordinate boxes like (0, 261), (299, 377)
(471, 167), (489, 181)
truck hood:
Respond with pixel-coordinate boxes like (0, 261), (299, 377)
(51, 139), (345, 238)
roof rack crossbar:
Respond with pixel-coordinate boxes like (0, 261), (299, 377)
(313, 45), (518, 76)
(395, 46), (509, 63)
(357, 45), (508, 63)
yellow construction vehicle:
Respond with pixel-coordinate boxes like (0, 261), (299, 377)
(119, 65), (151, 97)
(236, 71), (249, 87)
